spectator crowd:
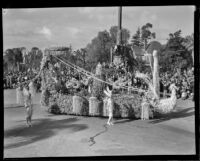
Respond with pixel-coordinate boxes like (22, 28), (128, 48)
(4, 70), (42, 92)
(159, 67), (194, 100)
(4, 62), (194, 101)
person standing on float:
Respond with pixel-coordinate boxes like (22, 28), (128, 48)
(104, 85), (114, 125)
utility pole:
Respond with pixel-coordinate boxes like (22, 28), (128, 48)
(117, 6), (122, 45)
(112, 6), (123, 66)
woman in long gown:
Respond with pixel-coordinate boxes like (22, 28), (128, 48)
(23, 85), (33, 127)
(16, 84), (24, 105)
(104, 85), (114, 125)
(29, 81), (36, 99)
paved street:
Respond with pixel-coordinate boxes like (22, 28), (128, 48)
(4, 89), (196, 157)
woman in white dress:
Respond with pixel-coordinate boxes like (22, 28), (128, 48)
(16, 84), (24, 105)
(23, 85), (33, 127)
(104, 85), (114, 125)
(29, 81), (36, 99)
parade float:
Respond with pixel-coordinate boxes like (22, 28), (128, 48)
(37, 6), (177, 119)
(37, 38), (178, 119)
(39, 46), (154, 118)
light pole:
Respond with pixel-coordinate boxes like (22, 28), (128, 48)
(117, 6), (122, 45)
(112, 6), (123, 66)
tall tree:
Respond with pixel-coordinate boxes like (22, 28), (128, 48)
(159, 30), (193, 72)
(141, 23), (156, 49)
(182, 34), (194, 65)
(4, 49), (16, 72)
(131, 27), (143, 48)
(109, 26), (130, 45)
(12, 48), (23, 71)
(25, 47), (42, 71)
(85, 30), (112, 68)
(75, 48), (87, 68)
(166, 30), (184, 51)
(31, 47), (43, 70)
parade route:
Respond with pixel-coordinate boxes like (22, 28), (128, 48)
(4, 89), (196, 157)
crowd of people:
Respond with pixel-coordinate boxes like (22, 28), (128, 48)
(159, 67), (194, 100)
(99, 63), (194, 100)
(49, 61), (194, 101)
(4, 61), (194, 101)
(3, 70), (42, 92)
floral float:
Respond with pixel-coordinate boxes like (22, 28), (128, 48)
(39, 47), (151, 118)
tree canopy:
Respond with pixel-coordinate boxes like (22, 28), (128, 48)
(131, 23), (156, 49)
(159, 30), (193, 72)
(4, 24), (193, 75)
(109, 26), (130, 45)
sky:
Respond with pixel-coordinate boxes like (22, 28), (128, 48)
(3, 6), (195, 51)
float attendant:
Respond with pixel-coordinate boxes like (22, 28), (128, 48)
(23, 85), (33, 127)
(104, 85), (114, 125)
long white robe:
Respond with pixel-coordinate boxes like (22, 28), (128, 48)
(29, 81), (36, 98)
(16, 87), (24, 105)
(104, 88), (113, 117)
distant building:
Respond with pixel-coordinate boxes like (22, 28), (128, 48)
(131, 46), (151, 66)
(131, 46), (145, 60)
(44, 47), (70, 56)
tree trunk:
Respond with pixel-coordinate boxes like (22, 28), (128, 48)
(153, 50), (160, 99)
(192, 50), (194, 65)
(83, 54), (86, 69)
(12, 64), (14, 72)
(110, 47), (113, 63)
(17, 62), (20, 72)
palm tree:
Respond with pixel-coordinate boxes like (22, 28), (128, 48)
(182, 34), (194, 65)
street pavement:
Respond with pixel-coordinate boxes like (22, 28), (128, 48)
(4, 89), (196, 157)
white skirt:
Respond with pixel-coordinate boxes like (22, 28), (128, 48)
(107, 98), (113, 117)
(26, 105), (33, 117)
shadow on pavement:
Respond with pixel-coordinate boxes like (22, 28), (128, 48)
(89, 124), (108, 146)
(114, 118), (135, 124)
(97, 116), (136, 124)
(4, 104), (24, 109)
(4, 117), (88, 149)
(150, 107), (194, 124)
